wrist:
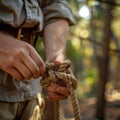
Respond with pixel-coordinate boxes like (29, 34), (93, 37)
(45, 53), (65, 64)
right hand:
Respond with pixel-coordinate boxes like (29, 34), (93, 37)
(0, 32), (46, 80)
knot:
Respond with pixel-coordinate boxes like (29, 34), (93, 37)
(40, 60), (77, 91)
(40, 60), (81, 120)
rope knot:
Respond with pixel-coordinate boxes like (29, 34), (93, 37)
(40, 60), (77, 90)
(40, 60), (81, 120)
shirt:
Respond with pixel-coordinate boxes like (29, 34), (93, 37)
(0, 0), (75, 31)
(0, 0), (75, 102)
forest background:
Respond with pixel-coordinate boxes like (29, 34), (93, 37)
(35, 0), (120, 119)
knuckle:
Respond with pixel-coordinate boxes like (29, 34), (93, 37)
(4, 57), (14, 69)
(16, 48), (26, 56)
(25, 44), (34, 51)
(8, 57), (14, 65)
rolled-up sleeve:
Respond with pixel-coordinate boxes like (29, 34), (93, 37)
(42, 0), (76, 27)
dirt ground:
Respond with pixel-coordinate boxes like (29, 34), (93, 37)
(61, 92), (120, 120)
(41, 89), (120, 120)
(79, 98), (120, 120)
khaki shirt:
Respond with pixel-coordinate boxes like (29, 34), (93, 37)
(0, 0), (75, 102)
(0, 0), (75, 31)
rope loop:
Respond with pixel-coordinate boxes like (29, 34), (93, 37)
(40, 60), (77, 89)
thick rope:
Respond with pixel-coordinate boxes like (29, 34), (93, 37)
(40, 60), (81, 120)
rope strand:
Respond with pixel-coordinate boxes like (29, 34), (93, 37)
(40, 60), (81, 120)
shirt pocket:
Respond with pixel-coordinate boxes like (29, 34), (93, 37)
(23, 0), (44, 31)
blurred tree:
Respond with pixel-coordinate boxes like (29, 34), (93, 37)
(34, 0), (120, 119)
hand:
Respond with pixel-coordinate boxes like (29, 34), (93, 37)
(0, 32), (46, 80)
(45, 55), (71, 101)
(43, 20), (70, 101)
(46, 83), (70, 101)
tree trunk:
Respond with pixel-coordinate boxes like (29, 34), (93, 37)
(42, 90), (54, 120)
(95, 0), (113, 120)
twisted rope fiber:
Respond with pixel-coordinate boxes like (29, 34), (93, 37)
(40, 60), (81, 120)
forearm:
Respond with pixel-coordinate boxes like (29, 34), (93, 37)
(43, 20), (71, 103)
(43, 20), (69, 62)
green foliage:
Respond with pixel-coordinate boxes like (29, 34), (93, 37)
(67, 0), (120, 98)
(34, 36), (45, 60)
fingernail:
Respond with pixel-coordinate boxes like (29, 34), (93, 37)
(41, 68), (46, 76)
(55, 61), (61, 66)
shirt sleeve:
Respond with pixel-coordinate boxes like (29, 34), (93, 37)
(42, 0), (76, 27)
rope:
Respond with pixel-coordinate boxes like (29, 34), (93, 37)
(40, 60), (81, 120)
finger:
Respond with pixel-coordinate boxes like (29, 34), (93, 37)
(47, 83), (69, 96)
(47, 92), (68, 101)
(30, 49), (46, 76)
(13, 60), (33, 80)
(20, 53), (41, 78)
(54, 54), (64, 66)
(7, 67), (24, 80)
